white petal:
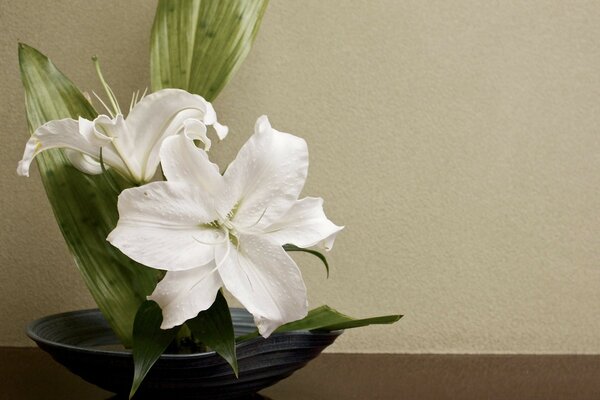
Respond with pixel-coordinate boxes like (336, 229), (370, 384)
(125, 89), (227, 182)
(213, 122), (229, 140)
(107, 181), (222, 271)
(93, 115), (142, 180)
(148, 263), (222, 329)
(224, 116), (308, 229)
(64, 150), (103, 175)
(216, 234), (308, 337)
(159, 135), (237, 218)
(160, 135), (221, 189)
(183, 119), (211, 151)
(202, 102), (229, 139)
(18, 118), (102, 177)
(78, 117), (112, 147)
(263, 197), (344, 251)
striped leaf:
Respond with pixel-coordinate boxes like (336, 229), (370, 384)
(150, 0), (269, 100)
(19, 43), (159, 347)
(187, 291), (238, 376)
(130, 301), (180, 399)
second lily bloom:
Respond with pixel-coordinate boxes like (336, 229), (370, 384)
(18, 88), (227, 184)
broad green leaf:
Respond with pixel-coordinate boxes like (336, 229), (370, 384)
(130, 301), (180, 399)
(150, 0), (269, 100)
(284, 244), (330, 278)
(19, 43), (159, 346)
(237, 305), (402, 341)
(187, 291), (238, 376)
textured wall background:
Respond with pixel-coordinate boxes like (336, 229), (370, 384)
(1, 0), (600, 353)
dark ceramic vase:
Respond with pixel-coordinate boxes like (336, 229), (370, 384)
(27, 308), (341, 399)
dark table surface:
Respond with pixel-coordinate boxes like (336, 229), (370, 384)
(3, 347), (600, 399)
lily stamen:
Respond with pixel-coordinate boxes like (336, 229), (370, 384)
(92, 56), (121, 116)
(192, 227), (229, 246)
(239, 207), (269, 231)
(92, 91), (115, 118)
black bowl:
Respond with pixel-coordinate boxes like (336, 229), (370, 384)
(27, 308), (341, 399)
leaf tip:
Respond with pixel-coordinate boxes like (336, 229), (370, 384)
(232, 360), (239, 378)
(17, 42), (35, 55)
(17, 42), (32, 58)
(128, 381), (140, 400)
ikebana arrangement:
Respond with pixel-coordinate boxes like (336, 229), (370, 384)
(17, 1), (400, 397)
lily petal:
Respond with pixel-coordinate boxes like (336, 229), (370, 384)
(93, 114), (144, 180)
(202, 102), (229, 140)
(213, 122), (228, 140)
(216, 234), (308, 337)
(18, 118), (108, 177)
(125, 89), (227, 182)
(107, 181), (222, 271)
(17, 116), (134, 179)
(224, 116), (308, 229)
(263, 197), (344, 251)
(159, 135), (237, 219)
(64, 150), (103, 175)
(159, 135), (222, 192)
(148, 263), (222, 329)
(183, 118), (211, 151)
(78, 116), (112, 147)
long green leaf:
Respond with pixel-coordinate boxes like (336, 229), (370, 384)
(150, 0), (269, 100)
(237, 305), (402, 342)
(284, 244), (330, 278)
(130, 301), (180, 399)
(19, 43), (159, 346)
(187, 291), (238, 376)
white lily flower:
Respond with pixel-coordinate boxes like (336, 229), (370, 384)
(17, 88), (228, 184)
(107, 116), (343, 337)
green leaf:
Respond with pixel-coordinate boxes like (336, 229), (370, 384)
(187, 291), (238, 376)
(237, 305), (402, 342)
(284, 306), (402, 331)
(284, 244), (330, 278)
(18, 43), (159, 346)
(130, 301), (180, 399)
(150, 0), (269, 100)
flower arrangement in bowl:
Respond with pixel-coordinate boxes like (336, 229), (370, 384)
(18, 1), (401, 398)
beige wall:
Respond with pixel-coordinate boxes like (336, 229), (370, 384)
(2, 0), (600, 353)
